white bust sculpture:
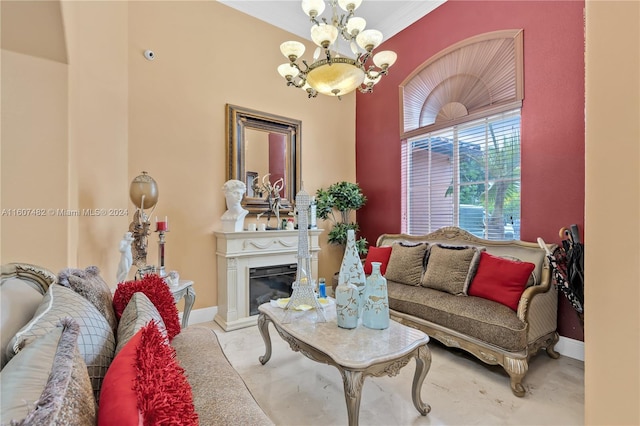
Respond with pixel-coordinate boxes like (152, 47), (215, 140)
(117, 231), (134, 283)
(221, 179), (249, 232)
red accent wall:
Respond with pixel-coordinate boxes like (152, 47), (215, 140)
(356, 0), (585, 340)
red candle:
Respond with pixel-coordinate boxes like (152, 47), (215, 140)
(156, 216), (168, 231)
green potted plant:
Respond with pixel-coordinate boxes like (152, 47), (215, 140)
(315, 181), (368, 255)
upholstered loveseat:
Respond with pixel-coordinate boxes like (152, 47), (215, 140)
(0, 262), (272, 425)
(371, 227), (559, 397)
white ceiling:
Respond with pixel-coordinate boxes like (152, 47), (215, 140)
(217, 1), (446, 47)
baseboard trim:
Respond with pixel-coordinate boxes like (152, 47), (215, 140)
(556, 336), (584, 361)
(180, 306), (217, 326)
(184, 306), (586, 361)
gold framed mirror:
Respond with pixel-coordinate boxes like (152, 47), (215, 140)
(226, 104), (301, 213)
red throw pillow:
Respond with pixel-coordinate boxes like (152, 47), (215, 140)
(363, 246), (393, 275)
(468, 252), (535, 311)
(98, 321), (198, 426)
(113, 275), (181, 340)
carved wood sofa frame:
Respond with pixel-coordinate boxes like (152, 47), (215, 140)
(377, 227), (559, 397)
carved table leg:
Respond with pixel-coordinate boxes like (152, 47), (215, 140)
(258, 313), (272, 365)
(181, 287), (196, 328)
(412, 344), (432, 415)
(341, 369), (365, 426)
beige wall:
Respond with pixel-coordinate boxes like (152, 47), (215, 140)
(2, 1), (355, 311)
(585, 1), (640, 424)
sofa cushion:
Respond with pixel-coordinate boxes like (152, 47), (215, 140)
(171, 326), (274, 426)
(363, 246), (392, 275)
(421, 244), (483, 295)
(113, 274), (181, 340)
(387, 281), (527, 351)
(6, 284), (115, 399)
(468, 252), (535, 311)
(115, 292), (167, 355)
(384, 243), (429, 286)
(0, 277), (45, 369)
(98, 321), (198, 426)
(1, 318), (96, 425)
(58, 266), (117, 333)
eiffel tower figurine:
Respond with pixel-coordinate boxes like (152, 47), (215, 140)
(282, 186), (326, 324)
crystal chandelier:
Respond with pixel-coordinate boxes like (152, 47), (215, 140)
(277, 0), (398, 99)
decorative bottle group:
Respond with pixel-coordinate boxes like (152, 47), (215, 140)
(335, 230), (389, 330)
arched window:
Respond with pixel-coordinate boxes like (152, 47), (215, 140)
(400, 30), (524, 240)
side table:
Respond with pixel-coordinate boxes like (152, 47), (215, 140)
(169, 280), (196, 328)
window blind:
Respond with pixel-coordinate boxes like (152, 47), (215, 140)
(402, 110), (521, 240)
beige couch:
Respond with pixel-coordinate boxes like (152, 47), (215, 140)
(0, 262), (272, 425)
(377, 227), (559, 397)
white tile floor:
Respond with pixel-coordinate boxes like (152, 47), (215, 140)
(202, 321), (584, 426)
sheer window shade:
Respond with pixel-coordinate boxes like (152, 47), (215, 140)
(400, 30), (523, 139)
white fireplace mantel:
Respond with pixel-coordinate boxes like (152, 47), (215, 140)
(214, 229), (323, 331)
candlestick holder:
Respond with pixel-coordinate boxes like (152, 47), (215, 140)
(156, 229), (168, 278)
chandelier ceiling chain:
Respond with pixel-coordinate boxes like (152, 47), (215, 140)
(278, 0), (397, 99)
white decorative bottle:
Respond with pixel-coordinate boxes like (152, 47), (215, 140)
(338, 229), (366, 317)
(335, 272), (359, 329)
(362, 262), (390, 330)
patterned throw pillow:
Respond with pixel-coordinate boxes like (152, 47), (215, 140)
(115, 292), (168, 355)
(98, 322), (198, 426)
(421, 244), (484, 295)
(384, 242), (429, 286)
(113, 274), (181, 340)
(58, 266), (117, 333)
(1, 318), (96, 425)
(6, 284), (115, 399)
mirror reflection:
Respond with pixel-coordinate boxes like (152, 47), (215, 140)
(226, 104), (301, 213)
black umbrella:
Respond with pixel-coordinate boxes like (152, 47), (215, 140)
(538, 224), (584, 324)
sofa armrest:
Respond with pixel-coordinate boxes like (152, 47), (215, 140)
(517, 260), (558, 343)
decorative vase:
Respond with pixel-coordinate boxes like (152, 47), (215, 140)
(362, 262), (390, 330)
(337, 229), (366, 317)
(335, 274), (359, 329)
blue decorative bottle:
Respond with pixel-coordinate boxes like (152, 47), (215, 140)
(335, 272), (359, 329)
(362, 262), (390, 330)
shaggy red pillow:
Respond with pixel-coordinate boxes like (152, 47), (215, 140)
(113, 275), (181, 340)
(98, 321), (198, 426)
(468, 252), (535, 311)
(363, 246), (393, 275)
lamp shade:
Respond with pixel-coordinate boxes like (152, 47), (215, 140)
(278, 63), (299, 79)
(372, 50), (397, 68)
(302, 0), (325, 17)
(346, 17), (366, 37)
(280, 41), (306, 61)
(356, 29), (383, 52)
(129, 172), (158, 209)
(307, 59), (365, 96)
(338, 0), (363, 13)
(311, 23), (338, 48)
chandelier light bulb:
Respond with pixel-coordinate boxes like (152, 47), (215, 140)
(280, 41), (306, 62)
(311, 23), (339, 48)
(338, 0), (363, 13)
(356, 29), (383, 52)
(372, 50), (397, 69)
(302, 0), (326, 18)
(345, 17), (366, 37)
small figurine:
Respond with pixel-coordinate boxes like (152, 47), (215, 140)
(116, 232), (134, 283)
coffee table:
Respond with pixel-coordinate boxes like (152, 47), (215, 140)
(257, 302), (431, 426)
